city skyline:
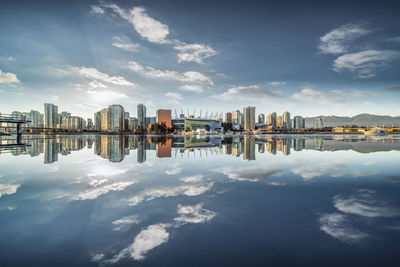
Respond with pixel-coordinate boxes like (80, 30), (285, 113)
(1, 0), (400, 119)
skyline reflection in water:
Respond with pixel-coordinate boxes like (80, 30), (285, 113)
(0, 135), (400, 266)
(3, 134), (400, 164)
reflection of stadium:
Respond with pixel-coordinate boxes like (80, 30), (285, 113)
(182, 118), (221, 132)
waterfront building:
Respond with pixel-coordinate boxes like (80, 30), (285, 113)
(44, 103), (58, 129)
(137, 104), (146, 132)
(267, 112), (277, 129)
(156, 109), (172, 128)
(258, 114), (265, 124)
(315, 117), (323, 129)
(225, 112), (232, 123)
(62, 116), (85, 131)
(232, 110), (242, 129)
(27, 110), (41, 128)
(243, 106), (255, 131)
(293, 116), (305, 129)
(283, 111), (291, 130)
(94, 111), (101, 131)
(86, 118), (93, 130)
(277, 116), (282, 128)
(100, 108), (111, 131)
(109, 104), (125, 132)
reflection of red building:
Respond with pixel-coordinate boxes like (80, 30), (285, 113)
(156, 138), (172, 158)
(156, 109), (172, 128)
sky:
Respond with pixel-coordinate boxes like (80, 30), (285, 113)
(0, 0), (400, 119)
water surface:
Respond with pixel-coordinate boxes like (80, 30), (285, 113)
(1, 135), (400, 266)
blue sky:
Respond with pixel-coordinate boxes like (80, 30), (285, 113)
(0, 0), (400, 119)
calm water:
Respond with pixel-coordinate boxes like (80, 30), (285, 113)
(0, 134), (400, 266)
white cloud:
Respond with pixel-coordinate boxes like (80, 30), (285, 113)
(90, 5), (104, 14)
(127, 61), (213, 85)
(179, 84), (205, 93)
(211, 85), (281, 102)
(165, 168), (183, 175)
(319, 213), (370, 244)
(112, 37), (140, 53)
(333, 190), (400, 218)
(112, 215), (140, 231)
(165, 92), (182, 100)
(89, 80), (107, 88)
(330, 89), (377, 97)
(106, 5), (170, 44)
(128, 182), (213, 206)
(74, 181), (135, 200)
(333, 50), (400, 79)
(319, 24), (370, 54)
(292, 162), (346, 179)
(108, 223), (170, 262)
(180, 174), (204, 183)
(269, 81), (287, 86)
(291, 86), (342, 104)
(214, 166), (281, 182)
(174, 43), (216, 64)
(87, 90), (130, 103)
(0, 184), (20, 198)
(72, 66), (136, 86)
(165, 92), (182, 105)
(175, 203), (216, 225)
(0, 69), (21, 84)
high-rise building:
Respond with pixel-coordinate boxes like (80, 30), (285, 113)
(283, 111), (291, 130)
(100, 108), (111, 131)
(94, 111), (102, 131)
(27, 110), (40, 128)
(109, 104), (125, 132)
(267, 112), (277, 129)
(258, 114), (265, 124)
(62, 116), (85, 131)
(293, 116), (305, 129)
(225, 112), (232, 123)
(315, 117), (323, 129)
(232, 110), (242, 128)
(243, 106), (255, 131)
(137, 104), (146, 132)
(86, 118), (93, 130)
(276, 115), (282, 128)
(156, 109), (172, 128)
(44, 103), (58, 129)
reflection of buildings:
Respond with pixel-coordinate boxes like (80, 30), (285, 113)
(232, 140), (242, 157)
(282, 138), (291, 156)
(44, 138), (59, 164)
(95, 135), (125, 162)
(314, 138), (323, 150)
(156, 138), (172, 158)
(267, 138), (277, 154)
(225, 143), (232, 155)
(258, 143), (265, 153)
(137, 135), (146, 163)
(293, 138), (305, 151)
(243, 136), (255, 161)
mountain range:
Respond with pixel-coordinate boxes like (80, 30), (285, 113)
(304, 114), (400, 127)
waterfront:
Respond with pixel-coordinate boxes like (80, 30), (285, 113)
(0, 135), (400, 266)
